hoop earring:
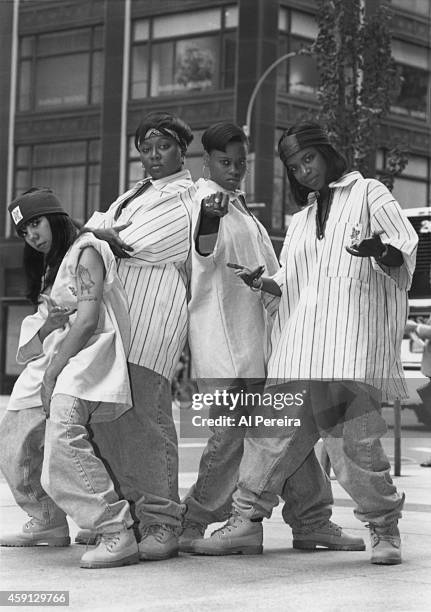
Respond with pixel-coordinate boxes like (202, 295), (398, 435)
(202, 165), (210, 181)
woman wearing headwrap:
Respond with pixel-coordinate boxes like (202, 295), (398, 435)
(78, 111), (194, 560)
(179, 122), (363, 556)
(194, 121), (418, 566)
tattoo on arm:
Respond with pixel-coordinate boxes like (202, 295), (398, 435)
(77, 264), (96, 295)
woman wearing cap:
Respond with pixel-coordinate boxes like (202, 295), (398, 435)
(0, 188), (138, 569)
(179, 122), (362, 556)
(81, 111), (194, 560)
(194, 121), (418, 566)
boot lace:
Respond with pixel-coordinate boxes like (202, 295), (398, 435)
(210, 513), (243, 537)
(100, 531), (122, 552)
(367, 524), (400, 547)
(141, 524), (177, 542)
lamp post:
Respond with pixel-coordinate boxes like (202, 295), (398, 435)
(242, 48), (311, 205)
(243, 49), (311, 138)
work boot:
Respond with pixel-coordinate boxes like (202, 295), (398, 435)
(369, 523), (401, 565)
(179, 521), (206, 553)
(0, 517), (70, 547)
(75, 529), (99, 545)
(138, 525), (179, 561)
(192, 513), (263, 556)
(80, 528), (139, 569)
(292, 520), (365, 551)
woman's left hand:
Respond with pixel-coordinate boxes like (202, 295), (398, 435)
(41, 369), (57, 417)
(227, 262), (265, 287)
(345, 232), (385, 258)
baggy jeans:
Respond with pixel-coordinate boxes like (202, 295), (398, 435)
(0, 395), (133, 533)
(233, 381), (404, 528)
(92, 364), (183, 531)
(182, 380), (333, 530)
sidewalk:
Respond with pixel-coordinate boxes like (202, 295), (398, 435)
(0, 397), (430, 611)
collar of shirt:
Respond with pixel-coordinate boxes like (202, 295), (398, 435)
(307, 171), (363, 206)
(135, 169), (192, 194)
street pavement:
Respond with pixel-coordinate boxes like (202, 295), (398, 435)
(0, 396), (430, 612)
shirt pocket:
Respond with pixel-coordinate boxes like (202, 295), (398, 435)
(323, 221), (371, 283)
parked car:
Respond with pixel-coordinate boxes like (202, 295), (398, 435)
(402, 207), (431, 429)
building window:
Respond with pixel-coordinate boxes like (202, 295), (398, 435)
(391, 0), (431, 16)
(131, 6), (238, 99)
(18, 26), (104, 112)
(278, 8), (318, 96)
(391, 40), (430, 120)
(14, 140), (101, 225)
(377, 149), (431, 209)
(127, 131), (204, 189)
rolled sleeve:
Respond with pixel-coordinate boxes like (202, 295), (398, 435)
(368, 180), (418, 290)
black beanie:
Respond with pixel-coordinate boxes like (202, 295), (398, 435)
(8, 188), (66, 232)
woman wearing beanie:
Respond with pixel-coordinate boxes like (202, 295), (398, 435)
(0, 188), (138, 569)
(78, 111), (194, 560)
(179, 122), (362, 555)
(194, 121), (418, 566)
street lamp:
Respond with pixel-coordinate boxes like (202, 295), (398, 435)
(242, 48), (311, 205)
(243, 48), (312, 138)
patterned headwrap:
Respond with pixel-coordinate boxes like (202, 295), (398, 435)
(278, 126), (332, 165)
(140, 127), (188, 155)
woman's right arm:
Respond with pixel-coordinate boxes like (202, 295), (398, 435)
(195, 192), (229, 256)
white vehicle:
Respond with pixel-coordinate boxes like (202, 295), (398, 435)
(402, 207), (431, 428)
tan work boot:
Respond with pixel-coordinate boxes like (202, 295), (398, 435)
(179, 521), (206, 553)
(0, 517), (70, 547)
(138, 524), (179, 561)
(192, 513), (263, 555)
(293, 520), (365, 551)
(80, 528), (139, 569)
(369, 523), (401, 565)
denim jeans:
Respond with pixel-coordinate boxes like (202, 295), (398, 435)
(92, 364), (183, 531)
(0, 396), (133, 533)
(233, 381), (404, 528)
(42, 394), (133, 533)
(183, 380), (333, 530)
(0, 407), (66, 526)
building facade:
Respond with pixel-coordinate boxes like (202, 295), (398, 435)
(0, 0), (430, 391)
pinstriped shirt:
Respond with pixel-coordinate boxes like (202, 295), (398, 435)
(86, 169), (193, 380)
(268, 171), (418, 400)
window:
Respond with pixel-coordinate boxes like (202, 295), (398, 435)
(18, 27), (104, 111)
(14, 140), (101, 225)
(391, 0), (431, 16)
(127, 131), (204, 189)
(391, 40), (430, 120)
(131, 6), (238, 99)
(377, 149), (431, 209)
(278, 9), (318, 96)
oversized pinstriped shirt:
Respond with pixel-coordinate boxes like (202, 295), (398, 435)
(86, 169), (193, 381)
(268, 171), (418, 400)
